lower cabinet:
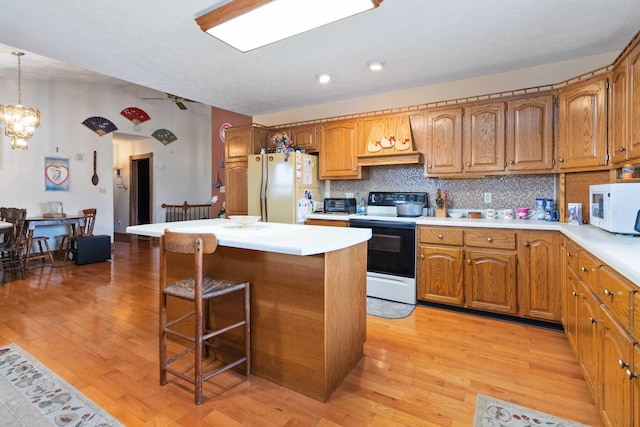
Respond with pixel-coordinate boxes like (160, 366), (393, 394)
(304, 218), (349, 227)
(561, 236), (639, 427)
(417, 226), (556, 320)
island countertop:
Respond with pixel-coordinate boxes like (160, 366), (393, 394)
(126, 219), (371, 256)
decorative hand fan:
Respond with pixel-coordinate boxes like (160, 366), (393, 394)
(81, 116), (118, 136)
(120, 107), (151, 131)
(152, 129), (177, 145)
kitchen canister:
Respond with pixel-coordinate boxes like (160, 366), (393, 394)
(502, 209), (514, 219)
(535, 198), (545, 220)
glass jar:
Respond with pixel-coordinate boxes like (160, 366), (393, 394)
(622, 164), (635, 179)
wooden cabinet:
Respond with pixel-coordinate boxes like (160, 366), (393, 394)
(562, 238), (581, 354)
(417, 227), (465, 305)
(224, 125), (269, 216)
(319, 120), (364, 179)
(506, 95), (555, 172)
(517, 230), (560, 321)
(291, 124), (319, 153)
(600, 306), (634, 427)
(305, 218), (348, 227)
(611, 41), (640, 164)
(417, 226), (517, 315)
(462, 102), (506, 174)
(561, 237), (640, 426)
(557, 77), (608, 170)
(424, 107), (463, 175)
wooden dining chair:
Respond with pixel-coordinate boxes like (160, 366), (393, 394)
(59, 208), (97, 261)
(0, 215), (28, 280)
(159, 230), (250, 404)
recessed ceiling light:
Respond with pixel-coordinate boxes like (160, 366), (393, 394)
(318, 74), (331, 84)
(368, 60), (385, 71)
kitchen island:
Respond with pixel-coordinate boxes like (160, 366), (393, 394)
(126, 219), (371, 402)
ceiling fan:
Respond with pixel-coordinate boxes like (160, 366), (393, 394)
(142, 92), (196, 110)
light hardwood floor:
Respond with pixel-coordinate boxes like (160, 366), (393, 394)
(0, 238), (602, 426)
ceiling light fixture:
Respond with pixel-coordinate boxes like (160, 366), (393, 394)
(318, 74), (331, 84)
(195, 0), (383, 52)
(368, 60), (385, 71)
(0, 52), (41, 150)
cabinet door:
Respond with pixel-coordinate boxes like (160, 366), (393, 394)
(425, 107), (463, 175)
(578, 282), (600, 403)
(506, 95), (555, 171)
(629, 43), (640, 160)
(417, 245), (464, 305)
(563, 266), (581, 356)
(463, 102), (505, 173)
(610, 61), (629, 164)
(291, 125), (318, 152)
(225, 161), (248, 216)
(633, 344), (640, 427)
(319, 120), (360, 179)
(600, 306), (634, 427)
(225, 128), (251, 162)
(518, 230), (560, 322)
(465, 249), (517, 314)
(557, 77), (608, 170)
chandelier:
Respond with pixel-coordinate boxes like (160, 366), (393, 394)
(0, 52), (41, 150)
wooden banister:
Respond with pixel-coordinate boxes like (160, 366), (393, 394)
(161, 201), (212, 222)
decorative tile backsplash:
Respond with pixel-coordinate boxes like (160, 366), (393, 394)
(328, 165), (558, 210)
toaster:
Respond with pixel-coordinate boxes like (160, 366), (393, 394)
(323, 198), (357, 214)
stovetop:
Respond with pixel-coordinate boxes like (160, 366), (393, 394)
(351, 191), (429, 223)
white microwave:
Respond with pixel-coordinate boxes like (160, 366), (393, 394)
(589, 183), (640, 235)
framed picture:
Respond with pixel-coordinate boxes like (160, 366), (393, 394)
(568, 203), (582, 225)
(45, 156), (70, 191)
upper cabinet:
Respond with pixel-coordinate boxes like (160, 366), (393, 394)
(424, 107), (463, 175)
(357, 113), (423, 166)
(290, 124), (319, 153)
(225, 124), (269, 162)
(506, 95), (555, 172)
(611, 41), (640, 164)
(462, 102), (506, 174)
(557, 77), (608, 171)
(319, 120), (365, 180)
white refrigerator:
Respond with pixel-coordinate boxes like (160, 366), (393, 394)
(248, 152), (323, 223)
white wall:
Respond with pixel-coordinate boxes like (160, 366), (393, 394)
(0, 79), (211, 246)
(254, 52), (618, 126)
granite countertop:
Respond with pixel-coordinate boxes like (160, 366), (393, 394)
(307, 212), (640, 286)
(125, 219), (371, 256)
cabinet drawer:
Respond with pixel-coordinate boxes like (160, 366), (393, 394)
(600, 265), (634, 330)
(418, 227), (463, 245)
(565, 239), (580, 273)
(577, 250), (601, 293)
(464, 229), (516, 250)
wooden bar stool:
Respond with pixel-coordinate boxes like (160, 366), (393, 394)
(159, 230), (250, 404)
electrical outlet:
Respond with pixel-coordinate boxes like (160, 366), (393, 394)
(220, 185), (226, 193)
(484, 192), (492, 204)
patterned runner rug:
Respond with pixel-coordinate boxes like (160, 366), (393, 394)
(366, 297), (416, 319)
(473, 393), (591, 427)
(0, 343), (123, 427)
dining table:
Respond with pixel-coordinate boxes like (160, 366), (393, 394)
(24, 215), (84, 261)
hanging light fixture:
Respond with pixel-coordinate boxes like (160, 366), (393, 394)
(0, 52), (41, 150)
(195, 0), (382, 52)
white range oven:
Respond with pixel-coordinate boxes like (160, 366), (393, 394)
(348, 191), (428, 304)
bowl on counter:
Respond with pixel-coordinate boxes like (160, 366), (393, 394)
(228, 215), (261, 228)
(448, 212), (465, 218)
(396, 202), (425, 217)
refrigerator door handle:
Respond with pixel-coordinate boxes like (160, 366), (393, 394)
(263, 155), (269, 222)
(260, 155), (266, 221)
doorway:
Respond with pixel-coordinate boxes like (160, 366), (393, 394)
(130, 153), (153, 226)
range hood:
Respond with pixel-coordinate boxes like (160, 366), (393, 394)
(357, 151), (423, 166)
(357, 114), (423, 166)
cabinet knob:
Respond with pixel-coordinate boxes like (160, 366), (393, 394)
(626, 368), (638, 380)
(603, 289), (613, 297)
(427, 164), (432, 168)
(467, 259), (471, 264)
(420, 254), (424, 260)
(619, 146), (626, 152)
(524, 241), (530, 247)
(581, 266), (588, 273)
(589, 316), (597, 324)
(487, 237), (493, 242)
(437, 234), (444, 239)
(466, 162), (471, 167)
(566, 252), (572, 257)
(558, 158), (565, 162)
(619, 359), (630, 369)
(508, 160), (515, 164)
(572, 291), (579, 297)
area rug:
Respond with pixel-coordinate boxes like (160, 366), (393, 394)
(473, 393), (590, 427)
(0, 343), (124, 427)
(366, 297), (416, 319)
